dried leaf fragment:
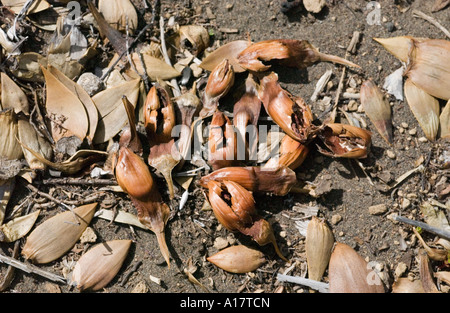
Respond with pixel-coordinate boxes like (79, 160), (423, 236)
(178, 25), (210, 56)
(22, 203), (98, 264)
(303, 0), (326, 13)
(92, 78), (140, 144)
(72, 240), (132, 291)
(42, 66), (89, 142)
(207, 245), (266, 273)
(1, 72), (30, 115)
(18, 117), (53, 171)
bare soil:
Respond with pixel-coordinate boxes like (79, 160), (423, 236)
(1, 0), (449, 296)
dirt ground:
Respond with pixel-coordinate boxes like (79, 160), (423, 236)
(1, 0), (449, 295)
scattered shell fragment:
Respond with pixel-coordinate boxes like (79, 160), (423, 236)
(0, 210), (40, 243)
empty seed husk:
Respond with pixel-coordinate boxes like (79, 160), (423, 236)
(360, 79), (393, 145)
(306, 216), (334, 281)
(404, 78), (440, 141)
(22, 203), (98, 264)
(328, 242), (385, 293)
(207, 245), (266, 273)
(317, 123), (372, 159)
(72, 239), (132, 291)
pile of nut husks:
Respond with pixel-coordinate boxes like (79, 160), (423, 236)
(0, 0), (449, 293)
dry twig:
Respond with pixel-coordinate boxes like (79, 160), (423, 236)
(412, 10), (450, 39)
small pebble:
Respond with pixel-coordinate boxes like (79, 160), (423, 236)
(401, 198), (411, 209)
(131, 281), (149, 293)
(347, 100), (358, 111)
(213, 237), (229, 250)
(386, 150), (396, 159)
(79, 227), (97, 244)
(76, 72), (104, 96)
(408, 128), (417, 136)
(331, 214), (342, 225)
(385, 21), (395, 32)
(395, 262), (407, 278)
(369, 204), (388, 215)
(418, 137), (428, 143)
(401, 122), (409, 129)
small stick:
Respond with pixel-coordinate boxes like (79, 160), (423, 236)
(395, 215), (450, 241)
(412, 10), (450, 39)
(0, 241), (20, 291)
(39, 178), (118, 186)
(159, 16), (181, 97)
(0, 253), (67, 284)
(276, 273), (330, 293)
(120, 260), (142, 286)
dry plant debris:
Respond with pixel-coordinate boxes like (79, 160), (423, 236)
(0, 0), (448, 294)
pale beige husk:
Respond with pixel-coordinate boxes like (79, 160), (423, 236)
(17, 118), (53, 171)
(98, 0), (138, 34)
(0, 210), (40, 243)
(406, 39), (450, 101)
(305, 216), (334, 281)
(22, 203), (98, 264)
(373, 36), (415, 62)
(439, 100), (450, 138)
(1, 72), (30, 115)
(0, 109), (23, 161)
(328, 243), (385, 293)
(404, 78), (440, 141)
(207, 245), (266, 273)
(92, 79), (140, 144)
(72, 239), (132, 291)
(0, 179), (15, 225)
